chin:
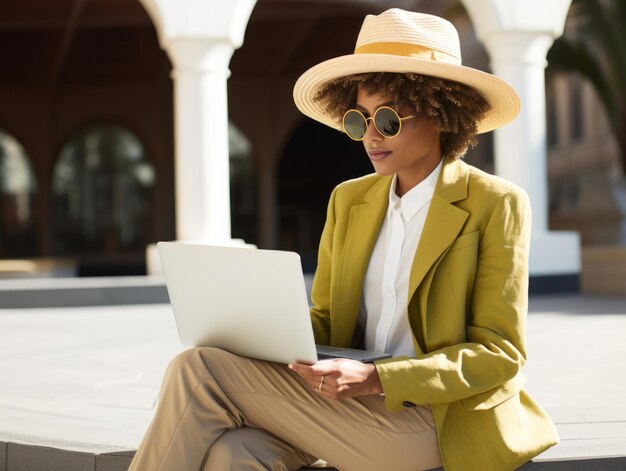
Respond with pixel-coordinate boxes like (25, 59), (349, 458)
(371, 162), (395, 177)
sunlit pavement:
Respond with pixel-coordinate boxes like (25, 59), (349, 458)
(0, 295), (624, 467)
(523, 295), (626, 462)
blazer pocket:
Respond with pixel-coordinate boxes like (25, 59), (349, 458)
(462, 373), (526, 411)
(447, 230), (479, 254)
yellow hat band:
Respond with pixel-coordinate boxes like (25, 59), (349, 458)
(354, 42), (460, 64)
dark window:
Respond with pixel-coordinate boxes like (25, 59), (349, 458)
(0, 130), (37, 257)
(51, 125), (155, 255)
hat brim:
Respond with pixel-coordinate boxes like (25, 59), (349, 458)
(293, 54), (521, 134)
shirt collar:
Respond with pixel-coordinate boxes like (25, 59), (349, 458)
(388, 159), (442, 220)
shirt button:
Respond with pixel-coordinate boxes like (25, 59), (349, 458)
(402, 401), (417, 408)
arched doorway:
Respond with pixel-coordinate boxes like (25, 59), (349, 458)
(51, 124), (155, 257)
(0, 130), (38, 257)
(277, 119), (371, 271)
(0, 0), (174, 272)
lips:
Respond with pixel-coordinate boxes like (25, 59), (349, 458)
(368, 149), (392, 161)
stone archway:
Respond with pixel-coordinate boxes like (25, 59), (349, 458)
(0, 0), (175, 271)
(276, 118), (371, 270)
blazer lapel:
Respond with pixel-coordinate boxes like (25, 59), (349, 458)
(331, 176), (391, 347)
(408, 159), (470, 299)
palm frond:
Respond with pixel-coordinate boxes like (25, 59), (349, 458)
(570, 0), (626, 97)
(548, 38), (618, 126)
(547, 0), (626, 133)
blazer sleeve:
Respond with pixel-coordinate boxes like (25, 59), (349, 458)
(309, 186), (338, 345)
(374, 188), (532, 411)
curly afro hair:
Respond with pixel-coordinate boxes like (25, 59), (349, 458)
(313, 72), (490, 160)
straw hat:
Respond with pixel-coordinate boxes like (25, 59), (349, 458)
(293, 9), (520, 134)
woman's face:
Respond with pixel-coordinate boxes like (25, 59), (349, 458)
(355, 87), (442, 196)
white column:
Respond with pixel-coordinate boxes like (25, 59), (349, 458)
(138, 0), (256, 243)
(139, 0), (257, 274)
(168, 39), (234, 242)
(461, 0), (580, 277)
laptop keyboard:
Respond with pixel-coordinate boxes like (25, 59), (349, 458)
(316, 353), (337, 361)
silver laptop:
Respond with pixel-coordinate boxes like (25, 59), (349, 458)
(157, 242), (391, 364)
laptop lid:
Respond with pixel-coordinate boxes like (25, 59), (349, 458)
(157, 242), (318, 364)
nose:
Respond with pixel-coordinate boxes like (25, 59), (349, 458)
(363, 117), (383, 141)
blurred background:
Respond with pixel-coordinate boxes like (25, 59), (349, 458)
(0, 0), (623, 293)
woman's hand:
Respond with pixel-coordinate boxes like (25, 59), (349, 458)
(289, 359), (383, 400)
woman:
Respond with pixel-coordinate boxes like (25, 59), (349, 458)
(129, 9), (558, 471)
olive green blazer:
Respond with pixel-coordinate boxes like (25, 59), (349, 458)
(309, 159), (559, 471)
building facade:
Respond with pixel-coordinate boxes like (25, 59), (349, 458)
(0, 0), (621, 282)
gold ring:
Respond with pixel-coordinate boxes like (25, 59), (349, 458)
(317, 375), (325, 392)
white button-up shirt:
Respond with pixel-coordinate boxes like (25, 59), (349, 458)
(358, 160), (442, 357)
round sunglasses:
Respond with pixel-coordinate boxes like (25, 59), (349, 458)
(342, 106), (416, 141)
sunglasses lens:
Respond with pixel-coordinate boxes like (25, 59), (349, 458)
(343, 110), (367, 140)
(375, 107), (401, 137)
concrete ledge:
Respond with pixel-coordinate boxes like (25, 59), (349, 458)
(0, 276), (168, 308)
(95, 451), (136, 471)
(520, 457), (626, 470)
(6, 443), (94, 471)
(3, 442), (625, 471)
(1, 443), (133, 471)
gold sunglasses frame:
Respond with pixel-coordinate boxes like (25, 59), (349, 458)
(342, 106), (416, 141)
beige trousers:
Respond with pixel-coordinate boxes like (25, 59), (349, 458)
(128, 347), (442, 471)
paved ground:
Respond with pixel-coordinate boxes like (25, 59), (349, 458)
(523, 295), (626, 461)
(0, 294), (625, 463)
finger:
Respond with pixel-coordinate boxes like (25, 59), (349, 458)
(290, 368), (322, 384)
(290, 368), (329, 390)
(302, 372), (334, 392)
(318, 384), (356, 401)
(303, 373), (340, 390)
(290, 361), (339, 376)
(289, 363), (320, 375)
(314, 385), (339, 400)
(297, 374), (321, 392)
(311, 374), (333, 390)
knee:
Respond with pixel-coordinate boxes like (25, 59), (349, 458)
(166, 347), (232, 375)
(167, 347), (200, 372)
